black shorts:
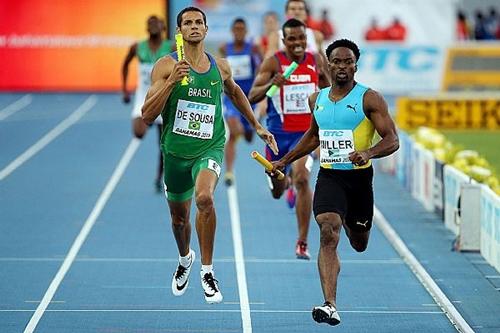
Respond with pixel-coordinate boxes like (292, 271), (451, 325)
(313, 166), (374, 232)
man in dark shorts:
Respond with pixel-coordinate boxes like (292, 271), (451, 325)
(270, 38), (399, 326)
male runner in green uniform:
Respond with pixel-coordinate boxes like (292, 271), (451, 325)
(142, 7), (278, 304)
(122, 15), (172, 191)
(270, 39), (399, 325)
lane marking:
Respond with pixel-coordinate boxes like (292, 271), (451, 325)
(6, 309), (444, 314)
(0, 95), (97, 181)
(0, 94), (32, 121)
(0, 257), (404, 264)
(23, 138), (141, 333)
(227, 183), (252, 333)
(374, 207), (474, 333)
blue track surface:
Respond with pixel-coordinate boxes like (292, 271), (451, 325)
(0, 93), (498, 332)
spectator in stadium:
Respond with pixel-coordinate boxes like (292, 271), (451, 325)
(485, 7), (499, 40)
(473, 10), (490, 40)
(364, 18), (387, 41)
(385, 17), (407, 41)
(317, 9), (335, 41)
(456, 10), (471, 40)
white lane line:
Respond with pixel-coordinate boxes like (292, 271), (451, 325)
(0, 94), (32, 121)
(227, 183), (252, 333)
(6, 309), (444, 314)
(374, 207), (474, 333)
(23, 138), (141, 333)
(0, 257), (403, 264)
(0, 95), (97, 181)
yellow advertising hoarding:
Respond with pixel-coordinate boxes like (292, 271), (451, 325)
(396, 96), (500, 129)
(442, 45), (500, 91)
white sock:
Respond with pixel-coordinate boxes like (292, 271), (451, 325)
(201, 264), (213, 275)
(179, 250), (192, 267)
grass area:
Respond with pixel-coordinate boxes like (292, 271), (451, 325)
(440, 130), (500, 174)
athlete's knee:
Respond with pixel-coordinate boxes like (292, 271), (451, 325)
(195, 191), (214, 212)
(293, 172), (309, 191)
(170, 212), (189, 230)
(316, 214), (342, 247)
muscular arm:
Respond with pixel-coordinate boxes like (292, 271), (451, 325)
(121, 43), (137, 99)
(141, 56), (190, 124)
(247, 56), (279, 104)
(278, 92), (321, 166)
(349, 89), (399, 164)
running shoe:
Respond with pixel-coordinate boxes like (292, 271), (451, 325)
(171, 250), (195, 296)
(201, 271), (223, 304)
(295, 240), (311, 260)
(224, 172), (234, 186)
(286, 186), (296, 209)
(312, 302), (341, 326)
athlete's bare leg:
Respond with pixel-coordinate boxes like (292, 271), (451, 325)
(194, 169), (219, 265)
(316, 212), (343, 307)
(167, 199), (192, 257)
(292, 156), (312, 242)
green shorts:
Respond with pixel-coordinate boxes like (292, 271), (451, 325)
(163, 148), (223, 202)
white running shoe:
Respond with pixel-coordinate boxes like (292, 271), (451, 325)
(171, 250), (195, 296)
(201, 271), (223, 304)
(312, 302), (341, 326)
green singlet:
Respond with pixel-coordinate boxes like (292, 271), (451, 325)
(160, 52), (226, 202)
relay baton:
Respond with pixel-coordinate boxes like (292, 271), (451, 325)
(251, 151), (285, 180)
(175, 33), (189, 86)
(265, 61), (298, 97)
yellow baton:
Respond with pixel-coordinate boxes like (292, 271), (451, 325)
(251, 151), (285, 180)
(175, 33), (189, 86)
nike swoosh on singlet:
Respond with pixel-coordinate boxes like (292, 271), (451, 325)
(210, 81), (219, 85)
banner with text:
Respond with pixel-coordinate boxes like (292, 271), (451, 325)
(396, 96), (500, 130)
(0, 0), (164, 91)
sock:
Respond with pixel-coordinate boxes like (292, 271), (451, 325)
(201, 264), (213, 275)
(179, 250), (192, 267)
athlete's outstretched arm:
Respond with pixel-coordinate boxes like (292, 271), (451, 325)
(348, 89), (399, 166)
(121, 43), (137, 103)
(141, 57), (189, 124)
(248, 56), (284, 104)
(271, 92), (321, 174)
(216, 58), (278, 155)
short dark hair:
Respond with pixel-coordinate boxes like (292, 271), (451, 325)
(177, 7), (207, 28)
(282, 18), (306, 38)
(285, 0), (306, 12)
(325, 39), (361, 62)
(232, 17), (246, 26)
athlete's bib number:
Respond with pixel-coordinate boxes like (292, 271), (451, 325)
(283, 83), (315, 114)
(227, 54), (252, 80)
(319, 129), (354, 165)
(174, 99), (216, 139)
